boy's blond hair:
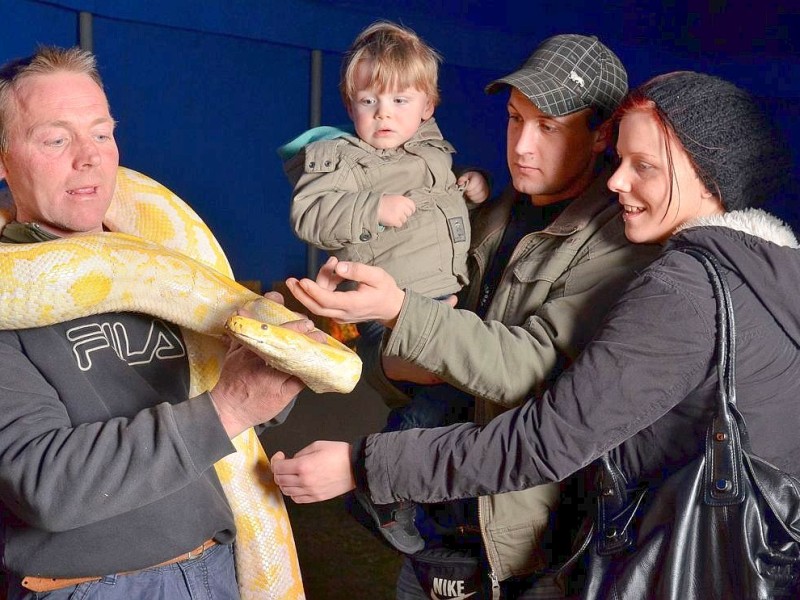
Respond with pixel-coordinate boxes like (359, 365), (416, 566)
(0, 46), (103, 153)
(340, 21), (441, 106)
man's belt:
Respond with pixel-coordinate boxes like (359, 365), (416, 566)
(21, 538), (218, 593)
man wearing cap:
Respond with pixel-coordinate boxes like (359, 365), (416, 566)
(278, 34), (660, 598)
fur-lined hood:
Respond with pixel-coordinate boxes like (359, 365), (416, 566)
(669, 207), (800, 346)
(675, 208), (798, 248)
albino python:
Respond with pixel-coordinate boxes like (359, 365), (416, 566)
(0, 167), (362, 599)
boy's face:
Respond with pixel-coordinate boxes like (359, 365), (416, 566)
(347, 61), (434, 150)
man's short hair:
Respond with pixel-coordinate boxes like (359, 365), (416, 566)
(0, 46), (102, 153)
(339, 21), (442, 107)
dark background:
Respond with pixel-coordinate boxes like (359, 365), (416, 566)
(3, 2), (799, 597)
(3, 0), (798, 289)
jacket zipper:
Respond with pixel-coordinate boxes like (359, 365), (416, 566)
(478, 496), (502, 599)
(489, 571), (501, 599)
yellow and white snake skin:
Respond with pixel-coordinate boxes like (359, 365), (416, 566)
(0, 166), (362, 599)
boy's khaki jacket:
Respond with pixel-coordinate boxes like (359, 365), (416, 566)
(288, 118), (471, 298)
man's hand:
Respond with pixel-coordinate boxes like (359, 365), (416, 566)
(285, 257), (405, 327)
(457, 171), (490, 204)
(210, 292), (319, 438)
(272, 441), (356, 503)
(378, 194), (416, 227)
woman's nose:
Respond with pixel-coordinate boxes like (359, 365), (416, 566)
(608, 165), (630, 193)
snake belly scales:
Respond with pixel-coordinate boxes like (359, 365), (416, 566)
(0, 166), (362, 599)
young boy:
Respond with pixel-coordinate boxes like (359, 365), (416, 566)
(286, 21), (488, 298)
(282, 21), (487, 553)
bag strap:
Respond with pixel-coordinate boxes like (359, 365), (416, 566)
(675, 246), (746, 506)
(592, 245), (749, 552)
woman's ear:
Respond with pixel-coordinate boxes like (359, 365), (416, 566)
(699, 184), (725, 215)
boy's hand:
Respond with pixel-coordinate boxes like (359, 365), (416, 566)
(378, 194), (416, 227)
(457, 171), (490, 204)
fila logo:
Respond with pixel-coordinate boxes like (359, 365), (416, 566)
(66, 318), (186, 371)
(430, 577), (476, 600)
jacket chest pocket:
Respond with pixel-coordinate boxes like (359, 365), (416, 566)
(513, 251), (568, 284)
(497, 246), (573, 317)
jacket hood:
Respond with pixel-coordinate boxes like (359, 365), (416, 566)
(671, 208), (800, 346)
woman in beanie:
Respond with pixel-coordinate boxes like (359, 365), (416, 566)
(274, 72), (798, 596)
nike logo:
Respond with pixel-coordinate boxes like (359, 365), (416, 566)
(430, 581), (476, 600)
(430, 591), (476, 600)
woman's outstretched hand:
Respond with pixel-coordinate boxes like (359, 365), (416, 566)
(272, 440), (356, 503)
(285, 257), (406, 327)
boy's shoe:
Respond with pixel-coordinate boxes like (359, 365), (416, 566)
(345, 489), (425, 554)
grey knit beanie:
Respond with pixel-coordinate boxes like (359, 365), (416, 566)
(637, 71), (790, 211)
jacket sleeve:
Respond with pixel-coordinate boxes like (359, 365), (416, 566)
(452, 164), (493, 208)
(383, 237), (661, 407)
(0, 334), (234, 532)
(289, 143), (382, 250)
(361, 253), (717, 504)
(358, 329), (414, 408)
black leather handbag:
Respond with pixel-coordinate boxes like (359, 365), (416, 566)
(563, 246), (800, 599)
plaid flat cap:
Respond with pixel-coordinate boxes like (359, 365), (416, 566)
(486, 34), (628, 119)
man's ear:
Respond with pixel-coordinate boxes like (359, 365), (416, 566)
(592, 120), (612, 154)
(0, 153), (15, 224)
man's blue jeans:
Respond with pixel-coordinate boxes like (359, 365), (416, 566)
(7, 543), (238, 600)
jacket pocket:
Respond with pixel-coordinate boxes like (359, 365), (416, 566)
(405, 189), (471, 285)
(433, 192), (471, 286)
(483, 485), (559, 579)
(372, 198), (442, 289)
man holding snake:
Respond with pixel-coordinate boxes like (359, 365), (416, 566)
(0, 46), (310, 599)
